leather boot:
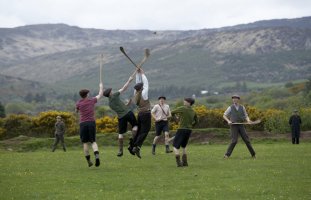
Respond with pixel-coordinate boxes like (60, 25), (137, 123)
(182, 154), (188, 167)
(175, 155), (182, 167)
(152, 144), (156, 155)
(117, 138), (123, 157)
(165, 145), (173, 153)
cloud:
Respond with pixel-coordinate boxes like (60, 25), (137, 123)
(0, 0), (310, 29)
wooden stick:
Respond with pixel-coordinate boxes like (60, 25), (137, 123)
(231, 119), (261, 125)
(99, 54), (103, 83)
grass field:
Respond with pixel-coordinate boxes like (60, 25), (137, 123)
(0, 142), (310, 200)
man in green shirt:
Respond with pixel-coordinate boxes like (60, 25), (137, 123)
(103, 75), (138, 157)
(171, 98), (198, 167)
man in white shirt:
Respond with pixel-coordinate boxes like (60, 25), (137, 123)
(129, 69), (151, 159)
(151, 96), (173, 155)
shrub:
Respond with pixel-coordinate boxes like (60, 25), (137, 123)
(299, 108), (311, 131)
(3, 114), (33, 138)
(263, 109), (290, 134)
(96, 116), (118, 133)
(32, 111), (78, 137)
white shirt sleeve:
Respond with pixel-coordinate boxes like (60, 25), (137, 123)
(224, 106), (231, 116)
(141, 74), (149, 100)
(151, 104), (158, 114)
(242, 106), (248, 118)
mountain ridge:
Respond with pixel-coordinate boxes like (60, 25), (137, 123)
(0, 16), (310, 103)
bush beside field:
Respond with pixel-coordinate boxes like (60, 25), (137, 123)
(0, 106), (311, 140)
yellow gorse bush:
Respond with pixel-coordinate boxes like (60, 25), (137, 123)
(96, 116), (118, 133)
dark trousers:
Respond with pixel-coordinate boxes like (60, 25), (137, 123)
(225, 125), (255, 157)
(52, 134), (66, 151)
(292, 137), (300, 144)
(133, 112), (151, 148)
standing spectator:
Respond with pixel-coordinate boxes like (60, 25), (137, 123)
(171, 98), (198, 167)
(289, 110), (302, 144)
(151, 96), (173, 155)
(223, 94), (256, 159)
(51, 116), (66, 152)
(76, 83), (103, 167)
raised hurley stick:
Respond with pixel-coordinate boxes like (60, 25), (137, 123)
(130, 49), (150, 78)
(99, 54), (103, 83)
(120, 46), (139, 68)
(120, 47), (150, 70)
(231, 119), (261, 125)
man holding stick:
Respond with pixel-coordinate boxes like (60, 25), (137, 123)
(130, 68), (151, 159)
(76, 55), (104, 167)
(223, 94), (256, 159)
(76, 83), (103, 167)
(103, 72), (138, 157)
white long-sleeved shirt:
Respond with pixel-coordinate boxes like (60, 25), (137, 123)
(135, 73), (149, 100)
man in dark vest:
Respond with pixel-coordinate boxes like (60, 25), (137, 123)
(289, 110), (302, 144)
(129, 68), (151, 159)
(223, 94), (256, 159)
(103, 75), (138, 157)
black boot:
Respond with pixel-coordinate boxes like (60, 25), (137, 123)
(292, 138), (295, 144)
(175, 155), (182, 167)
(128, 138), (135, 155)
(152, 144), (156, 155)
(85, 155), (93, 167)
(117, 138), (124, 157)
(133, 146), (141, 159)
(182, 154), (188, 167)
(94, 151), (100, 167)
(165, 145), (173, 153)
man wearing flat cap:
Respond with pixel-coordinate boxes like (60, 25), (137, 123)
(223, 94), (256, 159)
(151, 96), (173, 155)
(171, 97), (198, 167)
(102, 75), (138, 157)
(289, 110), (302, 144)
(130, 69), (151, 158)
(51, 116), (66, 152)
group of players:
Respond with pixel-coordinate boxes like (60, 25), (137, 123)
(75, 68), (198, 167)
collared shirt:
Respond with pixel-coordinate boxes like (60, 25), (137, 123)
(224, 104), (248, 118)
(151, 104), (171, 121)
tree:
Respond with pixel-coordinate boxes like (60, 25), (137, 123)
(0, 101), (5, 118)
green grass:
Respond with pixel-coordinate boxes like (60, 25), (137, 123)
(1, 143), (310, 200)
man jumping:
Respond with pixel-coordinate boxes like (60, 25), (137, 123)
(130, 69), (151, 159)
(103, 74), (138, 157)
(76, 82), (103, 167)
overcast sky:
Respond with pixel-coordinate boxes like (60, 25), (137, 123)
(0, 0), (310, 30)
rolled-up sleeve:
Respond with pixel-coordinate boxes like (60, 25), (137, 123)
(224, 106), (231, 116)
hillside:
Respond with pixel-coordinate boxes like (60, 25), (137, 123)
(0, 16), (311, 103)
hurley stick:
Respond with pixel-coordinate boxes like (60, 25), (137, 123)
(231, 119), (261, 125)
(99, 54), (103, 83)
(120, 47), (150, 69)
